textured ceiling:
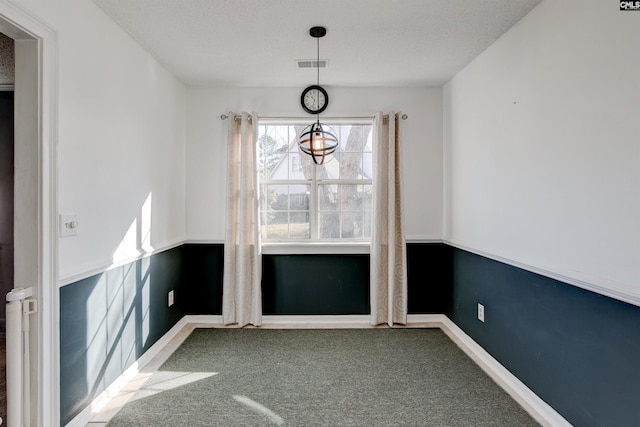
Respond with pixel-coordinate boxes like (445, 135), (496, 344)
(94, 0), (541, 87)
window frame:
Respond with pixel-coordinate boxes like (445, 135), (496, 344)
(258, 118), (374, 248)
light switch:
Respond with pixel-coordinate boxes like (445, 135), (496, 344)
(60, 213), (79, 237)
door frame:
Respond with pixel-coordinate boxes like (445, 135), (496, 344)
(0, 2), (58, 425)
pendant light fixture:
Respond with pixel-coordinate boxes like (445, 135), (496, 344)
(298, 26), (338, 165)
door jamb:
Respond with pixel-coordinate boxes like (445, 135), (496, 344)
(0, 2), (58, 425)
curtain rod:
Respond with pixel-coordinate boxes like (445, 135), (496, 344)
(219, 113), (408, 121)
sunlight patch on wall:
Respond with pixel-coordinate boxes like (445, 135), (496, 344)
(141, 256), (151, 346)
(85, 273), (109, 393)
(82, 192), (157, 404)
(141, 193), (153, 253)
(112, 218), (139, 264)
(111, 192), (154, 266)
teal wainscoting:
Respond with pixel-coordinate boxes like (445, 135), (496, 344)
(59, 246), (184, 425)
(181, 243), (224, 314)
(177, 242), (452, 316)
(61, 243), (640, 426)
(451, 248), (640, 427)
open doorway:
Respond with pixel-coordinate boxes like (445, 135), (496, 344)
(0, 31), (14, 423)
(0, 3), (58, 424)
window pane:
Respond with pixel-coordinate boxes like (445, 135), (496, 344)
(341, 184), (363, 211)
(319, 212), (340, 238)
(347, 185), (372, 211)
(289, 212), (310, 239)
(318, 184), (339, 211)
(337, 125), (348, 151)
(266, 185), (288, 211)
(343, 125), (365, 151)
(340, 152), (362, 180)
(364, 126), (373, 152)
(289, 185), (310, 210)
(315, 157), (338, 180)
(265, 212), (288, 239)
(363, 212), (372, 238)
(361, 185), (373, 211)
(288, 152), (307, 180)
(338, 125), (369, 152)
(341, 212), (364, 239)
(258, 126), (288, 179)
(363, 152), (373, 180)
(259, 184), (268, 211)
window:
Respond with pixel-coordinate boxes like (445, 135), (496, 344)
(258, 121), (373, 242)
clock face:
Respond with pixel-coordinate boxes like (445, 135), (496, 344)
(301, 85), (328, 114)
(304, 89), (325, 110)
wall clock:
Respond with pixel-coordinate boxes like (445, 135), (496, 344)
(301, 85), (328, 115)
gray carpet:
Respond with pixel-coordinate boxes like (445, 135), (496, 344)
(107, 328), (539, 426)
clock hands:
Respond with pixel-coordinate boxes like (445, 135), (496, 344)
(306, 92), (317, 108)
(300, 86), (328, 114)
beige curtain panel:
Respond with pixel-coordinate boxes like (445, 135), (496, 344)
(370, 112), (408, 326)
(222, 112), (262, 327)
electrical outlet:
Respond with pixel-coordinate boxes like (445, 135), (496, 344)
(168, 290), (174, 307)
(477, 303), (485, 322)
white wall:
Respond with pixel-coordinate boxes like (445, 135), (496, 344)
(444, 0), (640, 304)
(12, 0), (187, 282)
(186, 86), (442, 242)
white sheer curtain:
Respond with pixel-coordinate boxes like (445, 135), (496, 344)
(222, 112), (262, 327)
(371, 112), (407, 326)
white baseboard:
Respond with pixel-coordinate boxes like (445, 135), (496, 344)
(184, 314), (447, 329)
(407, 313), (448, 326)
(185, 314), (445, 329)
(184, 314), (224, 325)
(262, 314), (372, 328)
(70, 314), (570, 427)
(438, 316), (571, 427)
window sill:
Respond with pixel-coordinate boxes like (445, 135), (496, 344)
(261, 242), (370, 255)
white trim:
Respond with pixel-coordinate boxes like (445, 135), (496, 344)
(446, 239), (640, 308)
(184, 238), (224, 244)
(258, 116), (375, 125)
(405, 236), (443, 243)
(0, 2), (59, 426)
(438, 316), (571, 427)
(261, 242), (370, 255)
(186, 314), (444, 329)
(184, 314), (224, 324)
(79, 314), (569, 427)
(183, 238), (443, 253)
(183, 238), (443, 247)
(58, 238), (186, 287)
(407, 313), (448, 325)
(263, 314), (372, 328)
(185, 314), (376, 328)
